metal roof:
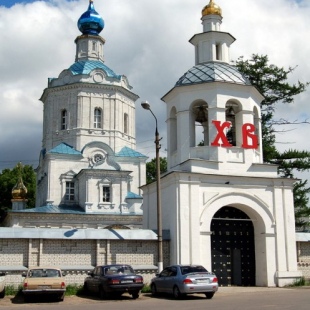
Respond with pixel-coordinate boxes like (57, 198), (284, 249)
(116, 146), (147, 158)
(176, 62), (251, 87)
(68, 60), (121, 80)
(126, 192), (143, 199)
(48, 143), (81, 155)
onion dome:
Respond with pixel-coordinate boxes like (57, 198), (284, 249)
(202, 0), (222, 17)
(12, 177), (27, 199)
(78, 0), (104, 35)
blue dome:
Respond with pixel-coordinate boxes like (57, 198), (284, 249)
(78, 1), (104, 35)
(176, 62), (251, 86)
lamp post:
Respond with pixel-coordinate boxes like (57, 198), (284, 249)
(141, 101), (163, 273)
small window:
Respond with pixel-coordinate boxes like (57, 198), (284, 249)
(92, 41), (96, 51)
(216, 44), (222, 61)
(102, 186), (110, 202)
(61, 110), (67, 130)
(124, 113), (129, 134)
(94, 108), (102, 128)
(65, 182), (75, 201)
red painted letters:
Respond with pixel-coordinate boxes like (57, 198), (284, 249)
(211, 121), (258, 149)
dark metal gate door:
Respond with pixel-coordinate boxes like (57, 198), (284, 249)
(211, 206), (256, 286)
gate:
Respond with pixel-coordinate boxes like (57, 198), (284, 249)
(211, 206), (255, 286)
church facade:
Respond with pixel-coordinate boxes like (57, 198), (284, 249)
(34, 0), (147, 218)
(1, 0), (309, 288)
(142, 0), (302, 287)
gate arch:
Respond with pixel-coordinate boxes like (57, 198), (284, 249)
(199, 193), (276, 286)
(211, 206), (255, 286)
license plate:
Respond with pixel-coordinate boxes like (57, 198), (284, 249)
(38, 285), (51, 289)
(121, 280), (133, 283)
(196, 279), (210, 283)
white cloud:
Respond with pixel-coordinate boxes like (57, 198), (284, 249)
(0, 0), (309, 185)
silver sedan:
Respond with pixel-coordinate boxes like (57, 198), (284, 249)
(150, 265), (218, 299)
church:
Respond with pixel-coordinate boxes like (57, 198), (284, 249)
(1, 0), (308, 287)
(141, 0), (302, 286)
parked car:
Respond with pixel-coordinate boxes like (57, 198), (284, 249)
(0, 272), (5, 298)
(83, 264), (144, 299)
(150, 265), (218, 299)
(22, 267), (66, 302)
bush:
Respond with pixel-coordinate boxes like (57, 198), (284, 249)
(65, 284), (84, 296)
(141, 284), (151, 293)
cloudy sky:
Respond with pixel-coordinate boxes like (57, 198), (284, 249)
(0, 0), (309, 184)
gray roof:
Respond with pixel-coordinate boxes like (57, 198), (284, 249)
(0, 227), (170, 240)
(176, 62), (251, 87)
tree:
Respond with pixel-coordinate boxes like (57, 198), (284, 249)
(236, 54), (310, 229)
(0, 164), (36, 223)
(146, 157), (167, 184)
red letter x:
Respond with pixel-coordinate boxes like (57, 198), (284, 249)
(211, 120), (233, 147)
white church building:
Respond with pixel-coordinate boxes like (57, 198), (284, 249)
(1, 0), (308, 287)
(142, 0), (302, 287)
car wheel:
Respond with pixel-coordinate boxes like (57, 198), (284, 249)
(83, 282), (89, 293)
(173, 286), (183, 299)
(205, 292), (214, 299)
(151, 283), (157, 296)
(58, 293), (65, 302)
(99, 286), (107, 299)
(132, 291), (139, 299)
(0, 289), (5, 299)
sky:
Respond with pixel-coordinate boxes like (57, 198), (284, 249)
(0, 0), (309, 186)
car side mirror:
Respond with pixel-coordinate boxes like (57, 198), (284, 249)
(0, 272), (5, 276)
(22, 272), (27, 277)
(62, 273), (66, 277)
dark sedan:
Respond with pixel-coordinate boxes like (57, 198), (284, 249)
(151, 265), (218, 299)
(83, 264), (144, 299)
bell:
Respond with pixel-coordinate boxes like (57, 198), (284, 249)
(195, 107), (207, 123)
(227, 106), (235, 118)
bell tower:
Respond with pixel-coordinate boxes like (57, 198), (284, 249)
(163, 0), (264, 176)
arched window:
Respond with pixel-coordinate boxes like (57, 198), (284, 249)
(225, 102), (238, 146)
(124, 113), (129, 134)
(169, 107), (177, 153)
(192, 102), (208, 147)
(61, 109), (67, 130)
(94, 108), (102, 129)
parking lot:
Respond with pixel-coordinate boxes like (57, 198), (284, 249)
(0, 287), (310, 310)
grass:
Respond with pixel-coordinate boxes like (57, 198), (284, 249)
(3, 283), (151, 297)
(287, 277), (310, 287)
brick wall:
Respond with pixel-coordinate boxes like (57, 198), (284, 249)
(297, 242), (310, 279)
(0, 238), (169, 287)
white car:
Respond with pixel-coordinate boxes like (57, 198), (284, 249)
(0, 272), (5, 298)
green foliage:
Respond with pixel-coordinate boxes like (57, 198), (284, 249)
(287, 276), (310, 287)
(141, 284), (151, 293)
(146, 157), (167, 184)
(236, 54), (310, 229)
(3, 284), (22, 296)
(65, 284), (84, 296)
(0, 164), (36, 223)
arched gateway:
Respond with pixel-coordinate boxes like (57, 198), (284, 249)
(211, 206), (255, 286)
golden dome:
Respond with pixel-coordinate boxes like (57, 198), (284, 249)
(11, 163), (27, 200)
(202, 0), (222, 17)
(12, 177), (27, 199)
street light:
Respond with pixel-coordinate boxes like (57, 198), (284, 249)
(141, 101), (163, 273)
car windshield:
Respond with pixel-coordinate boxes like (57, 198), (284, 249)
(28, 269), (60, 278)
(180, 266), (208, 275)
(104, 265), (134, 275)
